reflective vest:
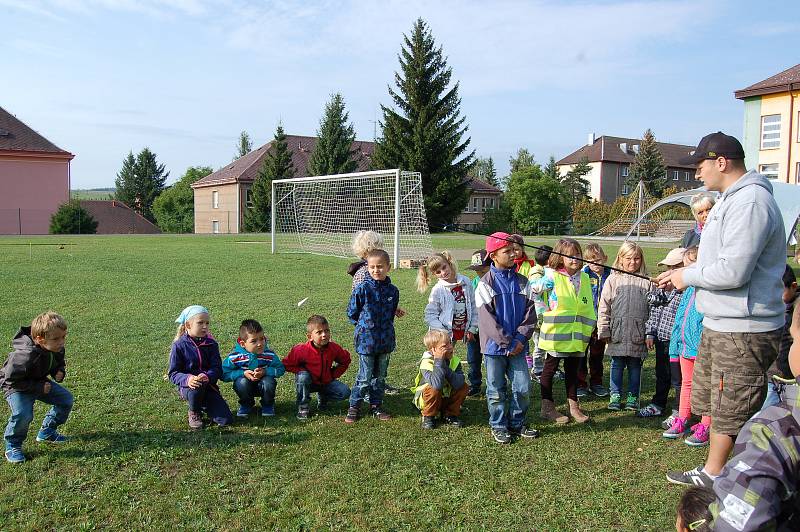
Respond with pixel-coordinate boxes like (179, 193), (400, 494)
(538, 271), (597, 353)
(411, 353), (461, 411)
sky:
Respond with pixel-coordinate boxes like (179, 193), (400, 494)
(2, 0), (800, 189)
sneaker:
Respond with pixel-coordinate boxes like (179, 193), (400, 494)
(236, 405), (252, 418)
(662, 417), (689, 439)
(553, 369), (565, 381)
(510, 425), (539, 439)
(685, 423), (710, 447)
(188, 411), (203, 430)
(530, 371), (541, 384)
(636, 403), (663, 418)
(344, 406), (360, 424)
(261, 404), (275, 417)
(383, 384), (401, 396)
(443, 415), (465, 428)
(624, 393), (639, 411)
(36, 430), (68, 443)
(467, 387), (481, 398)
(4, 448), (25, 464)
(370, 406), (392, 421)
(590, 384), (609, 397)
(666, 466), (714, 487)
(662, 409), (679, 430)
(576, 387), (589, 398)
(421, 416), (436, 430)
(492, 428), (512, 444)
(296, 408), (309, 421)
(608, 393), (622, 411)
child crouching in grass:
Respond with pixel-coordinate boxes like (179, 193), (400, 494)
(169, 305), (233, 430)
(412, 329), (468, 429)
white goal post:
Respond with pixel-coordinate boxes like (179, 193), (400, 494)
(270, 169), (433, 265)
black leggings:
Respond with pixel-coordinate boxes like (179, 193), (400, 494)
(540, 354), (579, 401)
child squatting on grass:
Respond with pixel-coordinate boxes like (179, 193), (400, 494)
(221, 319), (285, 419)
(168, 305), (233, 430)
(411, 329), (468, 429)
(282, 315), (352, 420)
(345, 249), (405, 423)
(1, 311), (74, 464)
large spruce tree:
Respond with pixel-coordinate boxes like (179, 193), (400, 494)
(627, 129), (667, 198)
(114, 148), (169, 222)
(243, 124), (294, 232)
(307, 93), (357, 176)
(234, 131), (253, 160)
(372, 18), (474, 229)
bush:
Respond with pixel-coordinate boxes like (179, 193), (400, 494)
(49, 201), (98, 234)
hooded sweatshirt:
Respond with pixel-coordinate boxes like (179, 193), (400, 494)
(0, 327), (66, 398)
(423, 273), (478, 335)
(682, 170), (785, 333)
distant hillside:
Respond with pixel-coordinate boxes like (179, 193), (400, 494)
(71, 188), (116, 200)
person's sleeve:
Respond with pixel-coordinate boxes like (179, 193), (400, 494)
(281, 346), (302, 374)
(265, 351), (285, 378)
(447, 361), (465, 390)
(682, 201), (773, 291)
(597, 277), (614, 339)
(346, 287), (362, 325)
(221, 353), (244, 382)
(392, 286), (400, 315)
(168, 343), (190, 387)
(475, 280), (512, 349)
(423, 358), (447, 390)
(52, 350), (66, 377)
(514, 279), (538, 344)
(645, 302), (661, 338)
(331, 345), (351, 379)
(204, 345), (223, 384)
(530, 271), (554, 318)
(465, 280), (479, 334)
(423, 287), (446, 330)
(4, 351), (46, 395)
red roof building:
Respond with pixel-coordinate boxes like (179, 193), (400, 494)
(79, 200), (161, 234)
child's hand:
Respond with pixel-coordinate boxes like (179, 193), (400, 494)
(197, 373), (209, 383)
(465, 331), (475, 343)
(243, 370), (258, 382)
(187, 375), (201, 389)
(252, 367), (265, 380)
(43, 381), (52, 394)
(54, 370), (65, 383)
(395, 308), (406, 318)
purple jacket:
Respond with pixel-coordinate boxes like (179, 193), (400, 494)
(168, 333), (223, 388)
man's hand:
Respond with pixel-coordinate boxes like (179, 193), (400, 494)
(43, 381), (52, 394)
(508, 341), (524, 356)
(645, 337), (655, 351)
(656, 267), (688, 291)
(395, 308), (406, 318)
(54, 370), (65, 383)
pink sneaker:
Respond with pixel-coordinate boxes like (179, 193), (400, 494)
(685, 422), (710, 447)
(662, 416), (689, 439)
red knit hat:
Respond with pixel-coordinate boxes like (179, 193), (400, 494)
(485, 232), (512, 254)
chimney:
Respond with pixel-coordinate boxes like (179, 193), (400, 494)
(587, 133), (595, 146)
(112, 200), (116, 207)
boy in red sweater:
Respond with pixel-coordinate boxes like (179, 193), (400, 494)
(282, 315), (352, 420)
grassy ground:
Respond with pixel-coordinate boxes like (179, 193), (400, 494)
(0, 234), (708, 530)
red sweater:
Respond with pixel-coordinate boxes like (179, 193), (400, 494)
(282, 340), (351, 386)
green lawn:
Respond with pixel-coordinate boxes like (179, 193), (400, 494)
(0, 234), (703, 530)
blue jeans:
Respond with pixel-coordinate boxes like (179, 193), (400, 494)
(485, 354), (530, 431)
(4, 382), (73, 449)
(233, 376), (277, 408)
(349, 353), (390, 407)
(179, 383), (233, 426)
(609, 356), (643, 397)
(466, 336), (483, 390)
(761, 381), (781, 409)
(296, 371), (350, 408)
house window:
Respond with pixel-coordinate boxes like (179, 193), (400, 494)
(245, 189), (254, 209)
(212, 190), (219, 209)
(621, 165), (629, 177)
(472, 198), (478, 212)
(760, 114), (781, 149)
(759, 163), (779, 180)
(489, 198), (495, 209)
(481, 198), (487, 212)
(684, 171), (690, 181)
(212, 220), (220, 234)
(672, 170), (679, 181)
(621, 184), (630, 196)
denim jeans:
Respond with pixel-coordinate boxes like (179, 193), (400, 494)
(485, 354), (530, 431)
(650, 339), (673, 409)
(609, 356), (643, 397)
(296, 371), (350, 408)
(233, 376), (277, 408)
(466, 336), (483, 390)
(179, 383), (233, 426)
(349, 353), (390, 407)
(4, 382), (73, 449)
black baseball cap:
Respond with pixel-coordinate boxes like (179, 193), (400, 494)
(679, 132), (745, 165)
(468, 249), (491, 270)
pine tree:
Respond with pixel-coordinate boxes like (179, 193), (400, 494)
(372, 18), (474, 229)
(509, 148), (535, 173)
(627, 129), (667, 198)
(49, 201), (98, 234)
(543, 155), (560, 181)
(244, 124), (295, 232)
(114, 148), (169, 222)
(234, 131), (253, 160)
(562, 156), (592, 214)
(307, 93), (357, 176)
(152, 166), (213, 233)
(474, 157), (498, 186)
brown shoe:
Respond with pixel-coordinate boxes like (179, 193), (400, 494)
(344, 406), (360, 424)
(370, 405), (392, 421)
(568, 399), (589, 423)
(188, 411), (203, 430)
(540, 399), (569, 424)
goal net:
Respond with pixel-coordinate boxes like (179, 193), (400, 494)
(271, 169), (433, 265)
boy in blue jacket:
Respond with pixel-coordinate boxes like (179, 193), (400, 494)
(345, 249), (405, 423)
(222, 319), (285, 417)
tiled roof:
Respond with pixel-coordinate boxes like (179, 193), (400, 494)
(79, 200), (161, 234)
(193, 135), (375, 188)
(0, 106), (73, 156)
(735, 64), (800, 99)
(465, 177), (502, 194)
(556, 135), (696, 169)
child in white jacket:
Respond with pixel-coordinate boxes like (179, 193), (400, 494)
(417, 251), (478, 344)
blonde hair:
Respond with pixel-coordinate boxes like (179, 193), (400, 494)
(351, 230), (384, 259)
(684, 246), (698, 264)
(173, 313), (210, 342)
(613, 241), (647, 275)
(690, 193), (715, 214)
(31, 311), (67, 339)
(547, 238), (582, 270)
(416, 251), (458, 292)
(423, 329), (450, 351)
(583, 243), (607, 261)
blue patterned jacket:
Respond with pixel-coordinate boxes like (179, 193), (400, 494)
(347, 276), (399, 355)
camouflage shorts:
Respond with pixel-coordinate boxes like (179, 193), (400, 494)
(691, 328), (781, 436)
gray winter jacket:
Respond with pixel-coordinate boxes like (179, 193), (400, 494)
(682, 170), (785, 333)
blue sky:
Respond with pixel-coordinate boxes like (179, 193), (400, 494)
(2, 0), (799, 188)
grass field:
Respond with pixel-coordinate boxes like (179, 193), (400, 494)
(0, 234), (715, 530)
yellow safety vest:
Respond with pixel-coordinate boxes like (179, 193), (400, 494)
(538, 271), (597, 353)
(411, 353), (461, 411)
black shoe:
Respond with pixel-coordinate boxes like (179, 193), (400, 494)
(383, 384), (401, 396)
(666, 466), (713, 487)
(421, 416), (436, 430)
(510, 425), (540, 439)
(296, 408), (309, 421)
(443, 415), (465, 428)
(492, 428), (512, 444)
(467, 387), (481, 397)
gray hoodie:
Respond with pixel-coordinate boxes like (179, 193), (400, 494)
(682, 170), (785, 333)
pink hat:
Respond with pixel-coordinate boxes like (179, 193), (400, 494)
(486, 232), (512, 254)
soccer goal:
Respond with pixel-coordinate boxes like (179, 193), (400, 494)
(271, 169), (433, 265)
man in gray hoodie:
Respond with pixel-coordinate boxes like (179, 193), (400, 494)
(656, 132), (785, 488)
